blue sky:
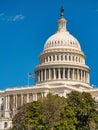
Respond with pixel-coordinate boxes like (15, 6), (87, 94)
(0, 0), (98, 90)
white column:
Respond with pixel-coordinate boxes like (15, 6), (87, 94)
(81, 70), (82, 81)
(44, 69), (46, 81)
(41, 93), (44, 98)
(84, 71), (85, 82)
(33, 93), (37, 101)
(45, 57), (46, 63)
(33, 93), (35, 101)
(55, 55), (57, 61)
(41, 70), (43, 81)
(53, 68), (56, 79)
(13, 95), (15, 109)
(85, 72), (88, 83)
(7, 95), (10, 110)
(63, 68), (65, 79)
(59, 55), (61, 61)
(49, 68), (51, 80)
(15, 95), (17, 109)
(35, 93), (37, 101)
(27, 93), (29, 103)
(88, 73), (90, 83)
(38, 71), (40, 82)
(5, 96), (8, 110)
(21, 94), (23, 106)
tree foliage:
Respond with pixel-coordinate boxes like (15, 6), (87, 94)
(67, 91), (98, 130)
(39, 93), (65, 130)
(11, 91), (98, 130)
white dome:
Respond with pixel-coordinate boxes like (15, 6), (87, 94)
(44, 11), (81, 51)
(44, 31), (81, 50)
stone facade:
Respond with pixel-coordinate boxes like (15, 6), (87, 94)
(0, 8), (98, 129)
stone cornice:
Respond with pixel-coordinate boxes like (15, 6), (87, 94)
(35, 63), (90, 71)
(40, 48), (85, 58)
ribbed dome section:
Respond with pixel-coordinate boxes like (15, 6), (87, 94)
(44, 31), (81, 50)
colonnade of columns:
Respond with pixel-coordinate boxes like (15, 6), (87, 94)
(5, 92), (45, 114)
(40, 54), (85, 65)
(36, 68), (89, 84)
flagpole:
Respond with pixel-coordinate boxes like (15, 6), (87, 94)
(28, 73), (29, 86)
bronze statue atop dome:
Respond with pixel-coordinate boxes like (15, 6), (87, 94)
(60, 7), (64, 18)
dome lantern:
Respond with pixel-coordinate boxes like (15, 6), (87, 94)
(58, 7), (67, 32)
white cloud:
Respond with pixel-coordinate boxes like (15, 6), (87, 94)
(96, 9), (98, 12)
(0, 13), (4, 16)
(0, 13), (25, 22)
(13, 14), (25, 21)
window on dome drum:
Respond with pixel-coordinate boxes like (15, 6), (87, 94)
(1, 114), (3, 117)
(70, 69), (72, 79)
(44, 58), (45, 63)
(4, 122), (8, 128)
(73, 56), (74, 61)
(51, 69), (54, 79)
(79, 57), (80, 62)
(1, 105), (3, 110)
(57, 55), (59, 61)
(65, 55), (67, 60)
(61, 55), (63, 61)
(53, 55), (55, 61)
(69, 56), (71, 61)
(61, 69), (63, 78)
(50, 56), (51, 61)
(76, 57), (78, 62)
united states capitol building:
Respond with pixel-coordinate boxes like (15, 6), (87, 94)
(0, 8), (98, 129)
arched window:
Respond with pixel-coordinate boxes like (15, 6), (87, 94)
(1, 105), (3, 110)
(57, 55), (59, 61)
(73, 56), (74, 61)
(53, 55), (55, 61)
(49, 56), (51, 61)
(76, 57), (78, 62)
(61, 55), (63, 61)
(69, 56), (71, 61)
(65, 55), (67, 61)
(4, 122), (8, 128)
(70, 41), (72, 44)
(61, 40), (63, 44)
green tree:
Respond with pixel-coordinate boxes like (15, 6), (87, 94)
(12, 101), (44, 130)
(54, 105), (77, 130)
(39, 93), (65, 130)
(11, 91), (98, 130)
(67, 91), (98, 130)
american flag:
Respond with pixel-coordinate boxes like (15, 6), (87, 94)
(28, 73), (35, 78)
